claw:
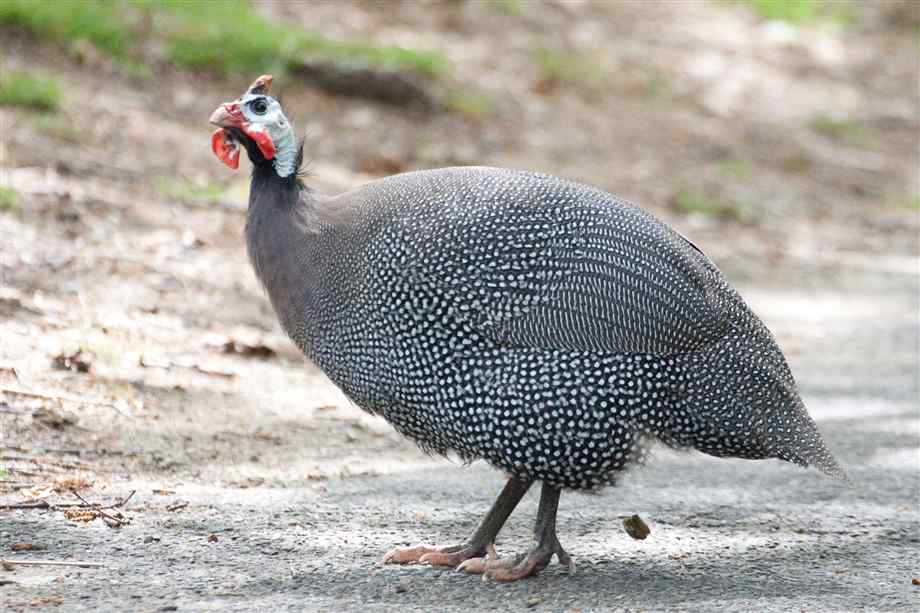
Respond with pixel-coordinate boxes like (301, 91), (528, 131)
(557, 549), (575, 573)
(382, 544), (439, 565)
(419, 549), (462, 567)
(456, 542), (499, 573)
(459, 544), (573, 582)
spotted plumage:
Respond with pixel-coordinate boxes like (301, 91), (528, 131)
(210, 77), (844, 581)
(263, 167), (843, 488)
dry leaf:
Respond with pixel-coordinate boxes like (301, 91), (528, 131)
(63, 508), (97, 523)
(51, 349), (93, 373)
(222, 338), (275, 359)
(253, 431), (283, 444)
(32, 407), (76, 429)
(623, 514), (651, 540)
(54, 476), (94, 492)
(20, 485), (55, 501)
(10, 543), (46, 552)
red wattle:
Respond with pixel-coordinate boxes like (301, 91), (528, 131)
(211, 128), (240, 169)
(242, 126), (276, 160)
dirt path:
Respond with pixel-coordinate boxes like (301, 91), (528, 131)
(3, 254), (917, 612)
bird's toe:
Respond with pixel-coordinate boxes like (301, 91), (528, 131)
(382, 544), (440, 565)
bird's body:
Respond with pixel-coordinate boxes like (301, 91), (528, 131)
(247, 165), (841, 488)
(210, 76), (844, 581)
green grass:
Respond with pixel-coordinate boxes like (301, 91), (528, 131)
(781, 151), (813, 173)
(153, 0), (445, 77)
(0, 71), (60, 112)
(32, 114), (81, 142)
(154, 177), (226, 205)
(716, 158), (753, 179)
(445, 88), (495, 118)
(533, 47), (606, 87)
(672, 189), (755, 223)
(0, 0), (132, 58)
(486, 0), (526, 16)
(0, 0), (446, 78)
(0, 186), (21, 215)
(737, 0), (856, 25)
(741, 0), (820, 23)
(0, 466), (9, 478)
(809, 115), (866, 144)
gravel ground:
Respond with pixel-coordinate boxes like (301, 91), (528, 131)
(3, 262), (917, 612)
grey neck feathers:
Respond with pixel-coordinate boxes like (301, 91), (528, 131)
(272, 128), (298, 178)
(244, 179), (318, 350)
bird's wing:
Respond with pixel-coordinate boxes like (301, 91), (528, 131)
(378, 170), (732, 356)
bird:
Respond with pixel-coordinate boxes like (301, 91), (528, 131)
(209, 75), (845, 582)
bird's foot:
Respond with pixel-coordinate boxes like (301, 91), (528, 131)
(382, 542), (488, 567)
(458, 542), (574, 582)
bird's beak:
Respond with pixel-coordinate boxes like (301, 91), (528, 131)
(209, 102), (244, 129)
(208, 100), (276, 168)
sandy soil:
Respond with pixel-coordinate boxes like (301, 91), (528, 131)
(1, 1), (917, 611)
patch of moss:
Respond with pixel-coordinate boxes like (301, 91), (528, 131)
(0, 71), (60, 112)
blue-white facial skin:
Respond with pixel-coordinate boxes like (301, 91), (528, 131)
(239, 93), (298, 178)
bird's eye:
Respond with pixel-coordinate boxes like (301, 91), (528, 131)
(250, 98), (268, 115)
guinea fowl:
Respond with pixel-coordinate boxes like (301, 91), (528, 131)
(209, 75), (845, 582)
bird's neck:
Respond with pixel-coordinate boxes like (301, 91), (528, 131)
(271, 129), (298, 178)
(244, 164), (317, 344)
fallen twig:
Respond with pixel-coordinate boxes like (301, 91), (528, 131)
(0, 386), (132, 417)
(166, 501), (189, 512)
(0, 365), (21, 380)
(0, 455), (92, 472)
(71, 490), (134, 527)
(3, 467), (49, 477)
(191, 364), (236, 378)
(0, 500), (51, 510)
(0, 558), (105, 568)
(1, 445), (144, 457)
(0, 481), (37, 489)
(0, 404), (29, 414)
(0, 490), (136, 512)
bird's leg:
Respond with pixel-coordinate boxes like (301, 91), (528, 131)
(458, 482), (574, 581)
(382, 476), (531, 567)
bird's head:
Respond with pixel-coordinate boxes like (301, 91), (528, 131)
(209, 74), (298, 177)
